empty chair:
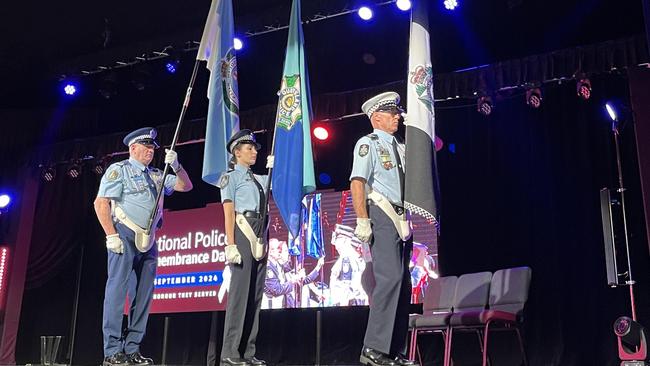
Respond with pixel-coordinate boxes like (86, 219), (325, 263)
(450, 267), (532, 366)
(446, 271), (493, 366)
(408, 276), (458, 363)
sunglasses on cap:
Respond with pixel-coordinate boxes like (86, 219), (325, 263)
(375, 105), (404, 115)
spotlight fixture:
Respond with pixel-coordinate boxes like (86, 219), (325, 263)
(131, 66), (151, 92)
(576, 78), (592, 100)
(63, 81), (78, 96)
(477, 96), (493, 116)
(233, 37), (243, 51)
(526, 87), (543, 108)
(92, 158), (108, 176)
(41, 166), (56, 182)
(358, 6), (373, 20)
(444, 0), (459, 10)
(396, 0), (412, 11)
(613, 316), (648, 364)
(605, 102), (618, 122)
(98, 72), (118, 99)
(0, 194), (11, 211)
(163, 46), (182, 74)
(313, 126), (330, 141)
(66, 161), (82, 179)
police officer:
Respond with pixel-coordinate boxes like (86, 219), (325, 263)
(351, 93), (417, 366)
(94, 127), (193, 366)
(218, 129), (273, 366)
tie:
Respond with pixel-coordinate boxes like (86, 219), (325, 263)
(248, 170), (266, 212)
(392, 138), (405, 202)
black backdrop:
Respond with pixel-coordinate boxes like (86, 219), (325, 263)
(13, 72), (650, 366)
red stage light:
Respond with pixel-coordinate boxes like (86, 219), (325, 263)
(313, 126), (329, 141)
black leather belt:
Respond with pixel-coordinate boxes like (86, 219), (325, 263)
(367, 199), (405, 215)
(242, 210), (262, 219)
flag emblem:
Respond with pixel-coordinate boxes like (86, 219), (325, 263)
(220, 48), (239, 115)
(409, 65), (434, 114)
(276, 75), (302, 131)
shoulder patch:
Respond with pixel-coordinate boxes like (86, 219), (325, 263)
(217, 174), (230, 189)
(358, 144), (370, 157)
(107, 169), (120, 181)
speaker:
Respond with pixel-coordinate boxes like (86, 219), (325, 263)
(601, 188), (619, 286)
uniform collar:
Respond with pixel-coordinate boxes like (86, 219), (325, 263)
(373, 129), (395, 142)
(129, 157), (148, 172)
(234, 163), (251, 173)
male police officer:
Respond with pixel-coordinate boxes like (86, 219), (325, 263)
(94, 127), (193, 366)
(350, 93), (416, 366)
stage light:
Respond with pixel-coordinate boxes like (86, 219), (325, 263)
(313, 126), (330, 141)
(606, 102), (618, 122)
(0, 195), (10, 210)
(318, 173), (332, 185)
(477, 96), (493, 116)
(63, 83), (78, 96)
(92, 158), (108, 176)
(396, 0), (411, 11)
(66, 161), (82, 179)
(576, 78), (592, 100)
(358, 6), (373, 20)
(614, 316), (648, 363)
(234, 37), (243, 51)
(131, 66), (151, 91)
(41, 166), (56, 182)
(526, 88), (543, 109)
(444, 0), (459, 10)
(98, 72), (118, 99)
(165, 61), (178, 74)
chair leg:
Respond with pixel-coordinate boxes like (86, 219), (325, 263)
(444, 327), (453, 366)
(482, 322), (492, 366)
(409, 328), (417, 361)
(515, 326), (528, 366)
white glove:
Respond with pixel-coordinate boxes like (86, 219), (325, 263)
(354, 217), (372, 242)
(225, 244), (242, 264)
(266, 155), (275, 169)
(106, 234), (124, 254)
(165, 149), (180, 171)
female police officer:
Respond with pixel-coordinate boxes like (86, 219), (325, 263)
(217, 129), (274, 366)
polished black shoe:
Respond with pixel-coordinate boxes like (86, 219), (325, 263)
(126, 352), (153, 366)
(393, 354), (418, 366)
(360, 347), (396, 366)
(220, 357), (249, 366)
(245, 357), (266, 365)
(103, 352), (128, 366)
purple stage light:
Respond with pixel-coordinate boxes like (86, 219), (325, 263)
(63, 83), (77, 96)
(234, 37), (243, 50)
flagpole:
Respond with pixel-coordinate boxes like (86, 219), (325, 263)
(145, 60), (201, 235)
(259, 91), (282, 220)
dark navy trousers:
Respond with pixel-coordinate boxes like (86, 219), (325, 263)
(102, 222), (157, 357)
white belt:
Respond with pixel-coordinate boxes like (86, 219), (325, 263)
(367, 190), (412, 241)
(235, 213), (267, 260)
(114, 206), (155, 253)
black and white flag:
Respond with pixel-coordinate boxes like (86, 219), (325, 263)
(404, 0), (441, 227)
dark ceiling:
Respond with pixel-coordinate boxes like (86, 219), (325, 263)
(0, 0), (645, 109)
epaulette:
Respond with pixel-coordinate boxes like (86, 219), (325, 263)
(366, 133), (379, 140)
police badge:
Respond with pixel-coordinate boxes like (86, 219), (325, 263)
(358, 144), (369, 157)
(217, 174), (229, 189)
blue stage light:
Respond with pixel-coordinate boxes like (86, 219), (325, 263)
(605, 103), (618, 122)
(358, 6), (373, 20)
(63, 83), (77, 96)
(318, 173), (332, 185)
(444, 0), (458, 10)
(165, 61), (178, 74)
(396, 0), (411, 11)
(234, 37), (243, 51)
(0, 194), (11, 209)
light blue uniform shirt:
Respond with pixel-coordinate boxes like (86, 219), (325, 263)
(350, 129), (405, 205)
(218, 163), (269, 213)
(97, 157), (177, 228)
